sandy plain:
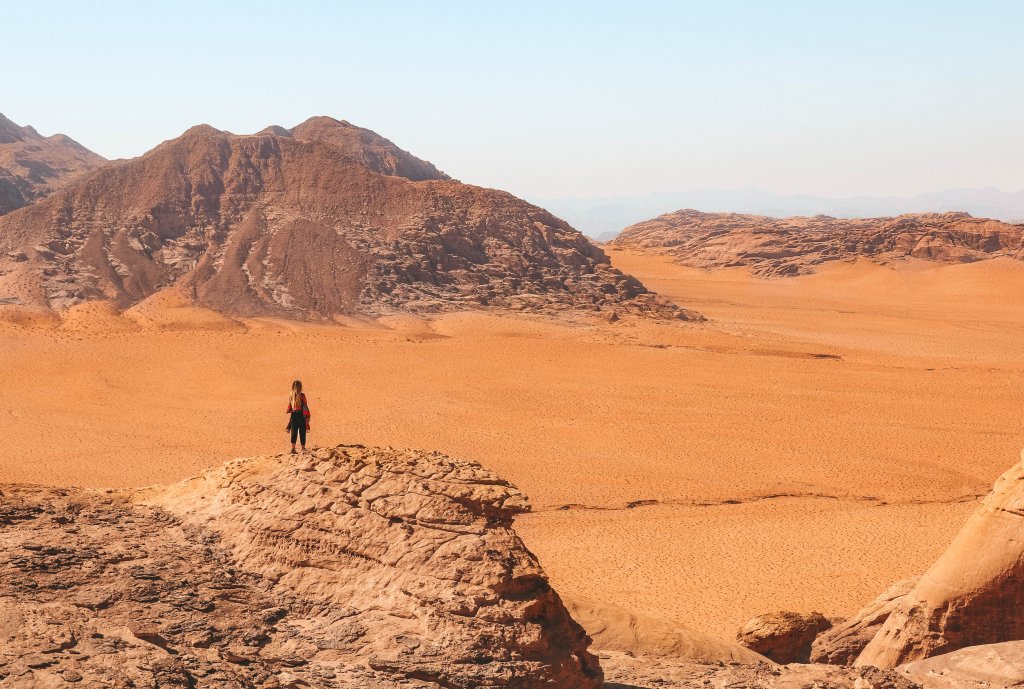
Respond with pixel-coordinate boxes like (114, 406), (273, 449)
(1, 250), (1022, 640)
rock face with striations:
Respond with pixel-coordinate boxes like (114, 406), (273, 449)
(0, 445), (602, 688)
(0, 113), (105, 215)
(855, 450), (1024, 668)
(611, 209), (1024, 276)
(811, 578), (918, 665)
(0, 116), (691, 320)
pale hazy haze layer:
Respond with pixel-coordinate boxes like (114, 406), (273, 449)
(4, 1), (1024, 200)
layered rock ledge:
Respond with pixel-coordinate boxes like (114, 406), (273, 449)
(0, 445), (601, 688)
(611, 209), (1024, 277)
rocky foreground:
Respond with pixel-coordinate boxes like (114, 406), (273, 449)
(611, 209), (1024, 276)
(0, 117), (691, 321)
(0, 446), (601, 688)
(3, 446), (1024, 688)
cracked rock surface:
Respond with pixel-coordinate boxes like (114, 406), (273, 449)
(811, 578), (918, 665)
(0, 445), (601, 688)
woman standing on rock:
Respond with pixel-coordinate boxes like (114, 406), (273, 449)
(286, 380), (311, 454)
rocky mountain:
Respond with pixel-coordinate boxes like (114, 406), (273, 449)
(0, 117), (691, 320)
(611, 209), (1024, 276)
(0, 113), (105, 215)
(0, 445), (602, 688)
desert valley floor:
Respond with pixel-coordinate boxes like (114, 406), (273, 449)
(2, 248), (1023, 640)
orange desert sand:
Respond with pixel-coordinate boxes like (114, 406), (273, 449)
(2, 250), (1023, 640)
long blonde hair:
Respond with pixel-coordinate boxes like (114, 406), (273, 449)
(291, 380), (303, 409)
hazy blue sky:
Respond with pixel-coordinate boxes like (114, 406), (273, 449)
(4, 1), (1022, 200)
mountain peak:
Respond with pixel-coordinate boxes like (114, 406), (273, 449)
(0, 116), (691, 322)
(292, 114), (353, 130)
(0, 112), (30, 144)
(255, 124), (292, 137)
(0, 115), (106, 214)
(178, 123), (228, 140)
(287, 116), (451, 182)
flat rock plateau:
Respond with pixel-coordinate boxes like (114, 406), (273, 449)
(611, 209), (1024, 276)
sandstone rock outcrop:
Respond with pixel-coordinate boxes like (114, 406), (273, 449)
(0, 445), (602, 688)
(0, 113), (105, 215)
(899, 641), (1024, 689)
(564, 596), (768, 664)
(811, 578), (918, 665)
(0, 116), (692, 320)
(736, 611), (832, 663)
(611, 209), (1024, 276)
(598, 652), (920, 689)
(856, 450), (1024, 668)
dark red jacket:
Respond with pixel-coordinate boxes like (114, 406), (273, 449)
(287, 393), (311, 431)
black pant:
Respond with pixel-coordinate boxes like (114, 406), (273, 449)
(290, 412), (307, 446)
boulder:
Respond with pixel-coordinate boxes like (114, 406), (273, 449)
(736, 611), (832, 663)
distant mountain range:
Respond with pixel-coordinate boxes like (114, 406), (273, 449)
(533, 188), (1024, 241)
(611, 210), (1024, 277)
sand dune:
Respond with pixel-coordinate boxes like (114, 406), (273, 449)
(1, 252), (1022, 639)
